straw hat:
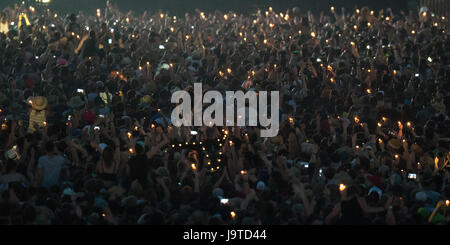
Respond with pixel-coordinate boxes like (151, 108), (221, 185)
(32, 96), (48, 110)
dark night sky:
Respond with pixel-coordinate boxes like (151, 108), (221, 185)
(1, 0), (419, 16)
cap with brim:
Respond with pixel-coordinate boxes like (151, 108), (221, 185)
(32, 96), (48, 110)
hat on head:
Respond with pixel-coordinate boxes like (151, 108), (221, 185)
(141, 95), (151, 104)
(387, 138), (402, 150)
(82, 111), (96, 125)
(99, 143), (108, 151)
(67, 96), (85, 109)
(256, 181), (266, 191)
(57, 58), (68, 66)
(212, 188), (224, 197)
(415, 191), (427, 202)
(32, 96), (48, 110)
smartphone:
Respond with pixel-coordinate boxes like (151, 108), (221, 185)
(77, 88), (84, 94)
(99, 114), (105, 118)
(159, 44), (165, 50)
(108, 38), (112, 44)
(94, 126), (100, 131)
(190, 130), (198, 135)
(408, 173), (416, 179)
(85, 26), (90, 31)
(220, 198), (230, 204)
(316, 58), (322, 63)
(415, 73), (420, 77)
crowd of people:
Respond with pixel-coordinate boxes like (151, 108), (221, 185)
(0, 1), (449, 225)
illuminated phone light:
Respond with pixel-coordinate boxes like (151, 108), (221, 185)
(219, 143), (223, 147)
(395, 154), (399, 159)
(411, 30), (416, 34)
(445, 200), (449, 207)
(227, 68), (232, 74)
(330, 6), (335, 12)
(377, 122), (382, 127)
(240, 170), (247, 175)
(219, 151), (222, 155)
(378, 138), (383, 144)
(356, 9), (360, 14)
(382, 117), (387, 122)
(178, 144), (182, 147)
(219, 71), (224, 77)
(339, 184), (346, 192)
(366, 89), (372, 94)
(129, 148), (134, 154)
(310, 32), (316, 38)
(191, 164), (197, 170)
(269, 23), (275, 28)
(171, 144), (175, 148)
(367, 22), (371, 27)
(422, 12), (427, 17)
(327, 65), (333, 72)
(265, 11), (269, 17)
(230, 211), (236, 218)
(356, 145), (360, 149)
(370, 11), (374, 15)
(353, 25), (358, 30)
(185, 142), (189, 145)
(224, 14), (229, 21)
(354, 116), (360, 124)
(385, 16), (390, 21)
(263, 39), (268, 44)
(127, 132), (132, 139)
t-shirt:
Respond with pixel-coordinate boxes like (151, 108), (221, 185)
(38, 154), (65, 188)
